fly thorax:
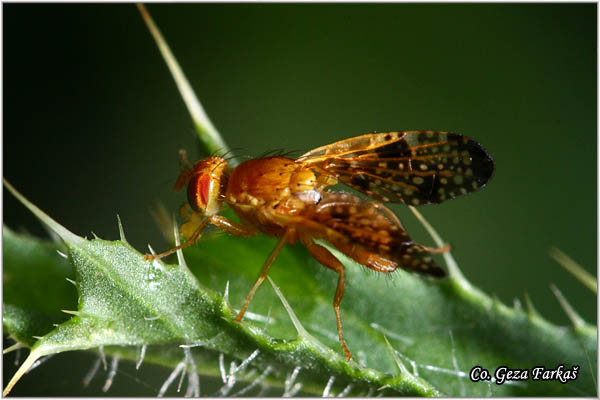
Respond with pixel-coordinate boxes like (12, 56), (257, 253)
(289, 169), (317, 193)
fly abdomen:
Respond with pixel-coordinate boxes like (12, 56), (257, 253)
(300, 192), (445, 277)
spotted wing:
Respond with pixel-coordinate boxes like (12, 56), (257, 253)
(272, 192), (445, 277)
(297, 131), (494, 206)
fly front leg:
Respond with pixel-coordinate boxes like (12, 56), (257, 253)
(145, 217), (210, 260)
(236, 228), (294, 322)
(145, 215), (256, 261)
(300, 233), (352, 360)
(210, 215), (258, 237)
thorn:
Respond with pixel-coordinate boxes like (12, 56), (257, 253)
(65, 277), (77, 286)
(3, 179), (85, 246)
(267, 276), (308, 337)
(233, 365), (273, 396)
(513, 298), (522, 312)
(223, 280), (230, 303)
(183, 347), (200, 397)
(370, 322), (414, 345)
(144, 315), (160, 321)
(3, 348), (42, 396)
(549, 284), (587, 329)
(228, 349), (260, 379)
(550, 247), (597, 293)
(61, 309), (80, 316)
(177, 360), (187, 393)
(83, 356), (102, 388)
(337, 384), (353, 397)
(217, 360), (237, 396)
(523, 292), (543, 319)
(99, 346), (107, 370)
(382, 335), (411, 376)
(285, 382), (302, 397)
(32, 336), (43, 340)
(91, 231), (100, 240)
(173, 216), (188, 269)
(158, 361), (186, 397)
(147, 244), (157, 256)
(241, 310), (275, 324)
(219, 353), (227, 383)
(136, 344), (147, 370)
(56, 250), (68, 259)
(117, 214), (127, 243)
(283, 366), (302, 397)
(322, 376), (335, 397)
(264, 306), (273, 330)
(3, 342), (25, 354)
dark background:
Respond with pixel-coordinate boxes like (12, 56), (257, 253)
(3, 3), (596, 396)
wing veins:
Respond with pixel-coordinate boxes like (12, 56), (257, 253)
(327, 165), (452, 178)
(352, 170), (420, 192)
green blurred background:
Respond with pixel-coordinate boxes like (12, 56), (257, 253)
(3, 3), (596, 396)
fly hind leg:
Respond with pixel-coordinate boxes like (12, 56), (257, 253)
(300, 233), (352, 360)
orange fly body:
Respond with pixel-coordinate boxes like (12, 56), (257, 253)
(146, 131), (494, 360)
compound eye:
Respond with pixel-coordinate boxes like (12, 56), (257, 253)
(187, 173), (210, 212)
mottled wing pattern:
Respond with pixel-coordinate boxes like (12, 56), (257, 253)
(292, 192), (445, 277)
(297, 131), (494, 206)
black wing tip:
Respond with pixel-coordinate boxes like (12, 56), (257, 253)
(448, 132), (495, 187)
(466, 137), (495, 188)
(411, 265), (446, 278)
(420, 263), (446, 278)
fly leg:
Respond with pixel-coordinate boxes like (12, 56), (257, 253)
(300, 233), (352, 360)
(145, 217), (210, 260)
(210, 215), (258, 237)
(145, 216), (256, 260)
(422, 243), (451, 254)
(236, 228), (293, 322)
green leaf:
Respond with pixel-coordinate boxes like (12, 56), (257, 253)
(3, 186), (596, 396)
(3, 227), (76, 346)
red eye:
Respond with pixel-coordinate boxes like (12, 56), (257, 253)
(187, 173), (211, 211)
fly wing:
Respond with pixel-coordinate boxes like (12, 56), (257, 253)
(297, 131), (494, 206)
(272, 192), (445, 277)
